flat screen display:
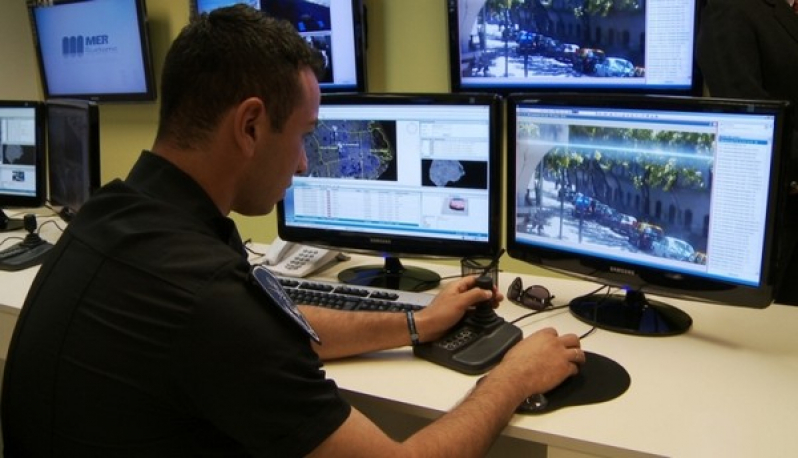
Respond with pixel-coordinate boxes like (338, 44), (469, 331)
(27, 0), (157, 102)
(448, 0), (701, 95)
(506, 93), (793, 310)
(46, 99), (100, 217)
(190, 0), (367, 93)
(277, 93), (503, 290)
(0, 100), (45, 231)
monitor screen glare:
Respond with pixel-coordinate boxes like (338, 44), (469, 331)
(449, 0), (700, 94)
(192, 0), (366, 93)
(507, 94), (790, 334)
(46, 99), (99, 218)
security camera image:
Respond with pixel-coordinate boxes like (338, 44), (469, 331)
(516, 122), (714, 268)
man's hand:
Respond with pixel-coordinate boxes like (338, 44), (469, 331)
(414, 275), (504, 343)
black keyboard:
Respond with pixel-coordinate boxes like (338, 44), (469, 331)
(276, 276), (434, 312)
(0, 242), (54, 271)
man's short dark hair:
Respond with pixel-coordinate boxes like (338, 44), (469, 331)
(156, 5), (324, 149)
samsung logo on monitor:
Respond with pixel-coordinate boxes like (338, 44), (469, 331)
(369, 237), (391, 245)
(61, 35), (117, 57)
(609, 266), (636, 277)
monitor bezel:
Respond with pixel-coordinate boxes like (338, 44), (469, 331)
(45, 98), (101, 215)
(277, 92), (504, 259)
(27, 0), (158, 103)
(447, 0), (704, 96)
(188, 0), (368, 94)
(0, 100), (46, 209)
(505, 93), (793, 308)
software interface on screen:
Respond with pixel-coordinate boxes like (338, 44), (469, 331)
(513, 104), (777, 289)
(30, 0), (153, 99)
(453, 0), (697, 93)
(193, 0), (363, 92)
(281, 102), (494, 244)
(0, 107), (39, 200)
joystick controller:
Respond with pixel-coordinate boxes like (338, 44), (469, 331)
(413, 276), (523, 375)
(20, 214), (47, 248)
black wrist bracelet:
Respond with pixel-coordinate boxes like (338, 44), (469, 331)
(406, 310), (420, 346)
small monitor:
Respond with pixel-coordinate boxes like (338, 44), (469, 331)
(45, 99), (100, 220)
(190, 0), (367, 93)
(506, 93), (792, 335)
(27, 0), (158, 103)
(277, 92), (503, 291)
(0, 101), (46, 232)
(448, 0), (702, 95)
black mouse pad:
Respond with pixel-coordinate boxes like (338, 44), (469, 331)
(517, 351), (631, 414)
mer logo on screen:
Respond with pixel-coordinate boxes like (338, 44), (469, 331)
(61, 35), (114, 57)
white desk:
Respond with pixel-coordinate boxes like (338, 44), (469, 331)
(3, 244), (798, 458)
(0, 210), (62, 358)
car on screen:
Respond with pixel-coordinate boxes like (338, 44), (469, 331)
(594, 57), (635, 77)
(652, 236), (695, 261)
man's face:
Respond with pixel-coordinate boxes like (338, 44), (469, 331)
(236, 68), (320, 216)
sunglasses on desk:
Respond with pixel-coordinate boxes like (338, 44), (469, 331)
(507, 277), (554, 311)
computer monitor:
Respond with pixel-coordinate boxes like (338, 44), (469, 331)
(45, 99), (100, 220)
(448, 0), (702, 95)
(277, 92), (503, 291)
(506, 93), (793, 335)
(0, 101), (46, 232)
(189, 0), (367, 93)
(27, 0), (158, 103)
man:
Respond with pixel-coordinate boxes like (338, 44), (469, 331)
(2, 6), (583, 457)
(696, 0), (798, 304)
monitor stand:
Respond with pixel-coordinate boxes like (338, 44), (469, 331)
(337, 256), (440, 292)
(569, 289), (692, 336)
(0, 209), (25, 232)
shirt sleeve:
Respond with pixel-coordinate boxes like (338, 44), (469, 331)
(173, 264), (351, 457)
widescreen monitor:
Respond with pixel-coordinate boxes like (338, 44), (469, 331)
(277, 92), (503, 291)
(190, 0), (367, 93)
(27, 0), (158, 103)
(506, 93), (792, 335)
(448, 0), (701, 95)
(45, 99), (100, 220)
(0, 101), (46, 232)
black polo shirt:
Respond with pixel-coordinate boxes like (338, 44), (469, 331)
(2, 151), (350, 457)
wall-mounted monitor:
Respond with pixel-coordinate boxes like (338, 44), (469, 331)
(190, 0), (367, 93)
(27, 0), (158, 103)
(448, 0), (701, 95)
(0, 101), (46, 232)
(506, 93), (792, 335)
(45, 99), (100, 220)
(277, 92), (503, 291)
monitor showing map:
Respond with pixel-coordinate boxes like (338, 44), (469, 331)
(277, 92), (503, 291)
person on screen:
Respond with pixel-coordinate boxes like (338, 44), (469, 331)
(1, 5), (584, 457)
(697, 0), (798, 305)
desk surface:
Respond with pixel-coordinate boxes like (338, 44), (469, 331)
(3, 240), (798, 458)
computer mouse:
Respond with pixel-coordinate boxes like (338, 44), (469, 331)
(515, 351), (631, 414)
(517, 393), (549, 413)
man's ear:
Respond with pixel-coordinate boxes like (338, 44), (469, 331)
(234, 97), (268, 158)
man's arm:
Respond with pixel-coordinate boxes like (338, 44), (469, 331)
(306, 327), (583, 458)
(300, 276), (495, 360)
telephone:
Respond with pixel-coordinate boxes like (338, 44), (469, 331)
(257, 237), (343, 278)
(413, 276), (523, 375)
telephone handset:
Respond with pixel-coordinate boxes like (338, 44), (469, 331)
(258, 237), (342, 278)
(413, 276), (523, 375)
